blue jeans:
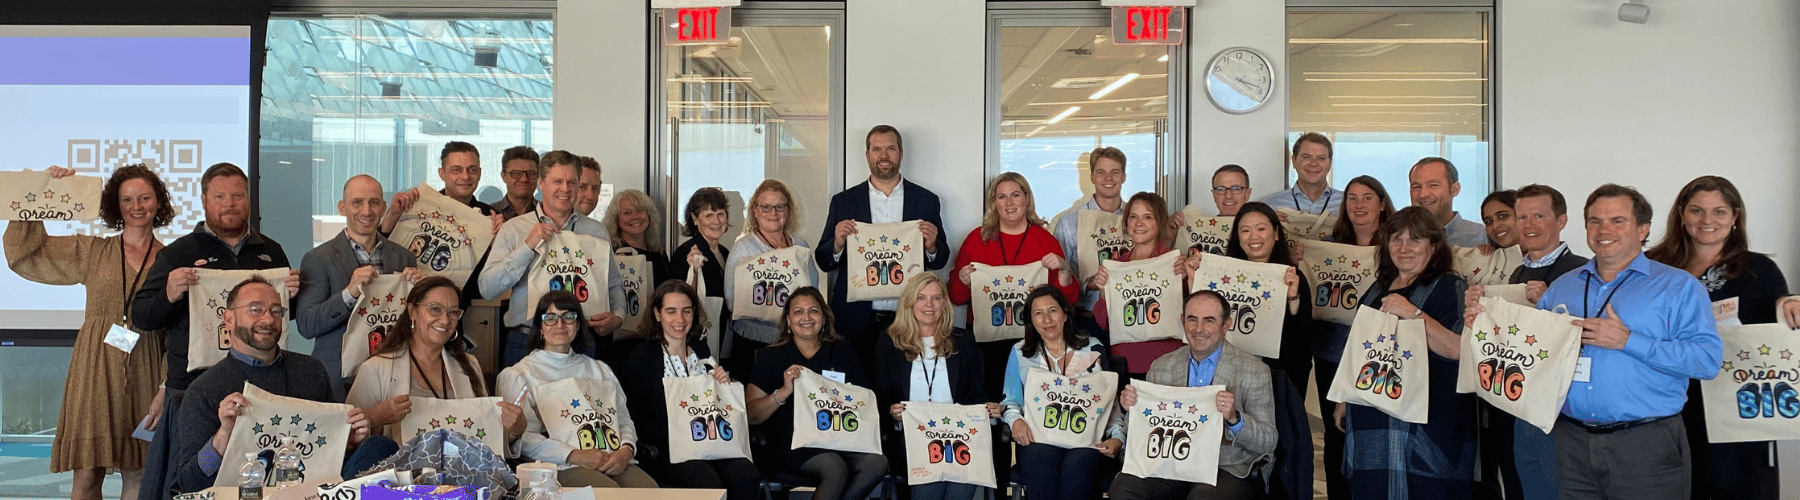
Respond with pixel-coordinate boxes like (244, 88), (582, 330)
(342, 436), (400, 479)
(502, 327), (531, 370)
(1514, 418), (1559, 500)
(1016, 443), (1104, 500)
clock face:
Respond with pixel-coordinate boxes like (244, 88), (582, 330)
(1205, 48), (1274, 114)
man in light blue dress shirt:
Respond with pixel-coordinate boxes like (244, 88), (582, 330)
(1466, 184), (1719, 500)
(1260, 133), (1343, 216)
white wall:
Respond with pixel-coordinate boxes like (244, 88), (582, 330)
(1188, 0), (1290, 210)
(1498, 1), (1800, 277)
(555, 0), (647, 192)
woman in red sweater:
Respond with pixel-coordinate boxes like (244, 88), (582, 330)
(949, 172), (1076, 399)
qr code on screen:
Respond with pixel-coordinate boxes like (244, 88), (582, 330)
(64, 139), (205, 240)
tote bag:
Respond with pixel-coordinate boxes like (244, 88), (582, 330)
(1102, 252), (1184, 344)
(1326, 306), (1430, 424)
(1191, 255), (1291, 359)
(731, 246), (816, 322)
(0, 170), (102, 221)
(1021, 367), (1119, 449)
(400, 396), (507, 456)
(532, 377), (637, 453)
(1458, 297), (1581, 433)
(526, 230), (612, 320)
(845, 221), (925, 301)
(1275, 208), (1338, 242)
(1075, 210), (1130, 284)
(390, 183), (496, 286)
(1176, 205), (1234, 256)
(214, 382), (354, 487)
(187, 268), (292, 372)
(614, 248), (654, 334)
(1296, 239), (1379, 325)
(1483, 283), (1532, 306)
(969, 262), (1049, 343)
(1120, 381), (1226, 485)
(342, 274), (414, 378)
(790, 370), (882, 454)
(1701, 323), (1800, 443)
(1452, 245), (1524, 286)
(901, 402), (996, 488)
(685, 257), (725, 356)
(662, 374), (753, 463)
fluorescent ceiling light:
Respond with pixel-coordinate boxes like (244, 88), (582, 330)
(1329, 95), (1479, 99)
(1157, 54), (1168, 62)
(1047, 106), (1080, 124)
(1329, 103), (1488, 107)
(1024, 125), (1048, 137)
(1089, 73), (1140, 100)
(1304, 71), (1477, 76)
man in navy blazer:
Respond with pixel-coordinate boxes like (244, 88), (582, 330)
(815, 125), (951, 361)
(296, 175), (422, 401)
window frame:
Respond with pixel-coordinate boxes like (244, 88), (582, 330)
(646, 2), (848, 251)
(984, 1), (1192, 211)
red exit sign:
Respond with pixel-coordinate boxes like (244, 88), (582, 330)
(1111, 6), (1187, 46)
(663, 6), (733, 46)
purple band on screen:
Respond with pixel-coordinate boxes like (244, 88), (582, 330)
(0, 37), (248, 85)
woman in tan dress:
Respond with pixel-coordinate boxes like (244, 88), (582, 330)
(5, 164), (172, 500)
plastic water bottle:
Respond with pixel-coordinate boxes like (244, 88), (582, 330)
(238, 453), (265, 500)
(273, 436), (302, 487)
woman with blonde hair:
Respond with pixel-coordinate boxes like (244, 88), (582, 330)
(721, 179), (819, 376)
(871, 272), (1000, 500)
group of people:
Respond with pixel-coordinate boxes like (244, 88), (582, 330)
(5, 125), (1789, 500)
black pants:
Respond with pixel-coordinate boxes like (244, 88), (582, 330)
(648, 457), (761, 500)
(1312, 357), (1348, 500)
(1107, 472), (1254, 500)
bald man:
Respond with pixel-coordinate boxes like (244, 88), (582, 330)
(296, 175), (423, 401)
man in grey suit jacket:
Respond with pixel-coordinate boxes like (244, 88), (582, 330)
(297, 175), (422, 401)
(1110, 290), (1276, 500)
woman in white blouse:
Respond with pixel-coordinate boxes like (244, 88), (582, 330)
(722, 179), (819, 375)
(498, 290), (657, 488)
(871, 273), (1001, 500)
(346, 276), (526, 450)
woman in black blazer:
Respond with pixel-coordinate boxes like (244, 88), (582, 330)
(620, 279), (759, 500)
(871, 273), (997, 500)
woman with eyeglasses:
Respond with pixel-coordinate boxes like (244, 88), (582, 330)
(621, 279), (761, 500)
(346, 276), (527, 450)
(498, 290), (658, 488)
(722, 179), (819, 377)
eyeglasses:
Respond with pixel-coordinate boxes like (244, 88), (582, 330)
(504, 170), (539, 181)
(231, 304), (286, 318)
(756, 203), (790, 213)
(1211, 186), (1248, 194)
(539, 311), (581, 325)
(420, 302), (465, 320)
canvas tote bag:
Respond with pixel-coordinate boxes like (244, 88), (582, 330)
(526, 230), (613, 321)
(1452, 245), (1524, 286)
(662, 373), (754, 463)
(1296, 239), (1379, 325)
(1275, 208), (1338, 242)
(790, 369), (882, 454)
(901, 402), (996, 488)
(731, 246), (816, 322)
(214, 382), (354, 487)
(845, 221), (925, 301)
(1120, 380), (1226, 485)
(1175, 204), (1234, 256)
(1458, 297), (1582, 433)
(1702, 323), (1800, 443)
(969, 262), (1049, 343)
(390, 183), (495, 286)
(1075, 210), (1130, 284)
(1102, 252), (1184, 344)
(342, 274), (413, 378)
(613, 248), (654, 334)
(1191, 255), (1291, 359)
(532, 377), (638, 454)
(1327, 305), (1430, 424)
(1021, 367), (1119, 449)
(1, 170), (102, 221)
(187, 267), (291, 372)
(400, 396), (508, 457)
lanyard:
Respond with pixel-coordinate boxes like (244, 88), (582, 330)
(997, 231), (1027, 265)
(1294, 189), (1332, 215)
(1583, 273), (1633, 318)
(665, 343), (693, 377)
(921, 355), (942, 400)
(119, 237), (153, 324)
(410, 351), (452, 399)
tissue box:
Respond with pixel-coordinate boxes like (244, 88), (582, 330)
(359, 484), (484, 500)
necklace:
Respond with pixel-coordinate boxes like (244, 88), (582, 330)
(409, 350), (451, 399)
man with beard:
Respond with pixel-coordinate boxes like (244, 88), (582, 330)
(173, 276), (388, 492)
(1262, 133), (1343, 216)
(816, 125), (950, 364)
(133, 162), (300, 500)
(296, 175), (423, 401)
(1408, 157), (1487, 247)
(481, 150), (625, 368)
(490, 145), (541, 220)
